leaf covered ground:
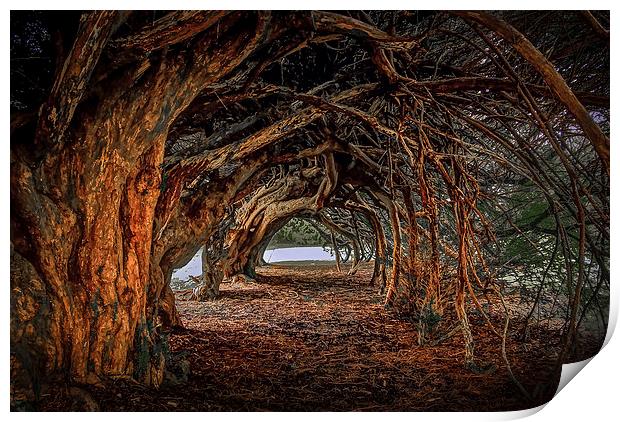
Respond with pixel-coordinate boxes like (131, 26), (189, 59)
(37, 262), (603, 411)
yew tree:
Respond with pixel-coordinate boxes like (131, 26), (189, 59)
(11, 10), (609, 397)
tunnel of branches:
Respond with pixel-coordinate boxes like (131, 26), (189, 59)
(11, 10), (609, 396)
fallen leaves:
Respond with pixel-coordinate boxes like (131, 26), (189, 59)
(38, 263), (602, 411)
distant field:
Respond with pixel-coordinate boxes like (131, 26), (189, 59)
(266, 260), (337, 267)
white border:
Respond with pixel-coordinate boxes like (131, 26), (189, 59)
(4, 2), (617, 420)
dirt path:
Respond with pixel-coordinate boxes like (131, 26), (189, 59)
(164, 263), (556, 411)
(39, 263), (562, 411)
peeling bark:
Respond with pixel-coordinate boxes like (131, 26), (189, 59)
(11, 11), (273, 389)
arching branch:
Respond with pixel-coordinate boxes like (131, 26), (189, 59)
(455, 11), (610, 172)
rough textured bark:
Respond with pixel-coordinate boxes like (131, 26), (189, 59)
(154, 151), (275, 305)
(184, 147), (339, 300)
(11, 11), (271, 390)
(376, 192), (402, 305)
(35, 11), (121, 149)
(342, 199), (387, 287)
(318, 213), (361, 275)
(220, 154), (338, 282)
(192, 244), (225, 300)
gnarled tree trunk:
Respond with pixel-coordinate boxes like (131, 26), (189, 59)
(11, 11), (271, 393)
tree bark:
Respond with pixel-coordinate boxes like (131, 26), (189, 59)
(11, 11), (271, 389)
(221, 154), (338, 282)
(192, 245), (225, 300)
(376, 193), (402, 305)
(341, 198), (387, 287)
(455, 11), (610, 172)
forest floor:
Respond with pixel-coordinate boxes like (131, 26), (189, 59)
(36, 263), (603, 412)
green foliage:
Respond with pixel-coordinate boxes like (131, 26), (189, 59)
(268, 218), (324, 249)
